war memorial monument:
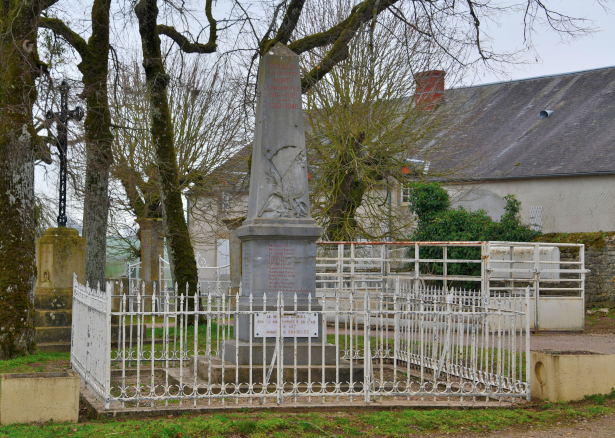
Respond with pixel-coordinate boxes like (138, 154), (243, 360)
(223, 43), (338, 367)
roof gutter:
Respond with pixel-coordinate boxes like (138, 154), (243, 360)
(438, 170), (615, 184)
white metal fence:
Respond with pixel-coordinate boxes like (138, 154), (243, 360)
(71, 278), (530, 410)
(126, 261), (142, 296)
(196, 252), (230, 296)
(71, 274), (111, 406)
(316, 241), (586, 331)
(157, 253), (231, 297)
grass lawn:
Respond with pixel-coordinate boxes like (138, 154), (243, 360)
(0, 397), (613, 437)
(0, 352), (70, 374)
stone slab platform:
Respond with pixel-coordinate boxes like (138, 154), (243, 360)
(191, 355), (363, 385)
(222, 340), (338, 365)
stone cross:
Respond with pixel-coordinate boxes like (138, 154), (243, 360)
(46, 80), (84, 227)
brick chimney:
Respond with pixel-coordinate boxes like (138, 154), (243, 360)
(414, 70), (445, 110)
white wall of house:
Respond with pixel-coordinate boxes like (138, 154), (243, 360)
(188, 193), (248, 268)
(446, 174), (615, 233)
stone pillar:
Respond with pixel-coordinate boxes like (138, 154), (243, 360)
(224, 44), (335, 366)
(223, 217), (245, 296)
(136, 218), (165, 297)
(34, 227), (86, 352)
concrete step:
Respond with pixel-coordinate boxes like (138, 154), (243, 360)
(35, 309), (71, 327)
(191, 355), (364, 385)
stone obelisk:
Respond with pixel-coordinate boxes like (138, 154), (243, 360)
(225, 43), (333, 365)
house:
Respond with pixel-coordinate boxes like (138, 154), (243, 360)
(189, 66), (615, 267)
(186, 147), (249, 267)
(415, 66), (615, 233)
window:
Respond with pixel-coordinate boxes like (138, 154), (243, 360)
(400, 183), (412, 205)
(216, 238), (230, 267)
(221, 193), (231, 212)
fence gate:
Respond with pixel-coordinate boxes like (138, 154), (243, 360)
(316, 241), (586, 332)
(486, 241), (586, 331)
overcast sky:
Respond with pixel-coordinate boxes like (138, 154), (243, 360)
(474, 0), (614, 84)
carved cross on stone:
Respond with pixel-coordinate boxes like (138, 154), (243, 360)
(46, 80), (84, 227)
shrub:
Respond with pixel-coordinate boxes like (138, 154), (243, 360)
(407, 182), (541, 285)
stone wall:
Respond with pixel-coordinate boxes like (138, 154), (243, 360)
(536, 232), (615, 308)
(583, 237), (615, 308)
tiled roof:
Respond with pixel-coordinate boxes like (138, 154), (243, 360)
(429, 66), (615, 180)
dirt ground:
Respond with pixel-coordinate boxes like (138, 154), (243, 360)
(427, 413), (615, 438)
(492, 414), (615, 438)
(583, 310), (615, 334)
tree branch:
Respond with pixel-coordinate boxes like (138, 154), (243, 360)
(40, 17), (90, 59)
(113, 161), (147, 218)
(157, 24), (216, 53)
(40, 17), (89, 58)
(40, 0), (60, 10)
(157, 0), (217, 54)
(300, 0), (399, 92)
(466, 0), (486, 60)
(261, 0), (305, 53)
(258, 0), (286, 51)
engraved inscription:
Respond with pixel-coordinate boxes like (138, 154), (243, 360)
(265, 59), (300, 111)
(266, 243), (310, 294)
(268, 243), (296, 291)
(242, 244), (252, 290)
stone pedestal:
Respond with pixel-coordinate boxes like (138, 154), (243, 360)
(136, 218), (164, 306)
(34, 227), (86, 352)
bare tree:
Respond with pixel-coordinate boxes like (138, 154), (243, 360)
(108, 53), (244, 257)
(295, 0), (600, 241)
(302, 4), (465, 241)
(134, 0), (221, 296)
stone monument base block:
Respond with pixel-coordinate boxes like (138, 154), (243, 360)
(35, 227), (86, 352)
(222, 340), (338, 366)
(193, 355), (364, 385)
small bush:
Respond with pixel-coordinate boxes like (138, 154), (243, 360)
(407, 182), (541, 285)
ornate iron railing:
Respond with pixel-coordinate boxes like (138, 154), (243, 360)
(71, 278), (530, 410)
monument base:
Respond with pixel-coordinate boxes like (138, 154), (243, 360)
(34, 227), (86, 352)
(34, 288), (73, 352)
(192, 355), (364, 385)
(222, 340), (338, 365)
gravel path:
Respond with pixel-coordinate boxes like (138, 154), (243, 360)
(481, 414), (615, 438)
(530, 333), (615, 354)
(416, 414), (615, 437)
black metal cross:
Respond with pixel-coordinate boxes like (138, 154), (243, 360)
(46, 80), (84, 227)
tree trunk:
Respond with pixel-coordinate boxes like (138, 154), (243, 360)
(0, 0), (51, 358)
(40, 0), (113, 288)
(80, 0), (113, 288)
(135, 0), (198, 296)
(325, 135), (369, 241)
